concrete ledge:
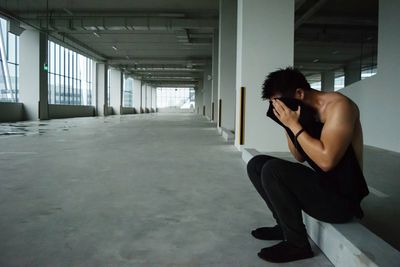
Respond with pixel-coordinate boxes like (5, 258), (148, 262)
(0, 102), (25, 122)
(48, 104), (95, 119)
(241, 148), (400, 267)
(220, 127), (235, 142)
(121, 107), (137, 115)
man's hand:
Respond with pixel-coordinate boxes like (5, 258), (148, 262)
(272, 99), (302, 134)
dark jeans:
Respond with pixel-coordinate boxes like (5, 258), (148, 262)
(247, 155), (354, 247)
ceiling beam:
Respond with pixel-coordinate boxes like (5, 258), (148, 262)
(24, 16), (218, 32)
(295, 0), (328, 30)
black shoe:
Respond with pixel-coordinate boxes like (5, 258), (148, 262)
(258, 241), (314, 263)
(251, 225), (284, 240)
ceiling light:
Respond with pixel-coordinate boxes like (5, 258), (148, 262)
(313, 58), (320, 63)
(332, 50), (339, 55)
(93, 32), (100, 37)
(112, 46), (118, 51)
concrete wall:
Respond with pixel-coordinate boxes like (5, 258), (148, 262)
(48, 104), (95, 119)
(109, 69), (122, 115)
(235, 0), (294, 152)
(0, 102), (25, 122)
(121, 107), (136, 115)
(340, 0), (400, 152)
(157, 107), (194, 113)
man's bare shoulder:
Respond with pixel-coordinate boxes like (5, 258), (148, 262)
(325, 92), (359, 118)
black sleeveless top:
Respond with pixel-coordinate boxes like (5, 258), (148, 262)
(267, 98), (369, 218)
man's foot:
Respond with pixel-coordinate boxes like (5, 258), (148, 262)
(257, 241), (314, 263)
(251, 225), (284, 240)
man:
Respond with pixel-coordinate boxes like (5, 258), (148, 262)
(247, 67), (369, 263)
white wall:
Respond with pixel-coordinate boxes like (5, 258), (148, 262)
(235, 0), (294, 152)
(340, 0), (400, 152)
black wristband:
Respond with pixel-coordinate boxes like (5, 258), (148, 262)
(295, 128), (305, 140)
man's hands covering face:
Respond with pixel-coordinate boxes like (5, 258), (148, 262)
(271, 99), (302, 133)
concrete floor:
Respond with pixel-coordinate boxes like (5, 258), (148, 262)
(0, 113), (332, 267)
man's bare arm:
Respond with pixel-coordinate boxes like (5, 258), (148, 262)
(293, 100), (357, 172)
(286, 132), (305, 162)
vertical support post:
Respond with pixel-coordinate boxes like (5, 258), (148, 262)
(218, 99), (222, 127)
(239, 86), (246, 145)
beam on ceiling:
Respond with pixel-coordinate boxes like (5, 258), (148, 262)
(295, 0), (328, 30)
(25, 17), (218, 32)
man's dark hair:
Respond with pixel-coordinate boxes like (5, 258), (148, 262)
(261, 67), (311, 100)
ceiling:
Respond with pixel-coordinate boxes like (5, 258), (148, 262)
(0, 0), (378, 87)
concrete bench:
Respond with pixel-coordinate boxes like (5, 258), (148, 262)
(218, 127), (235, 142)
(241, 148), (400, 267)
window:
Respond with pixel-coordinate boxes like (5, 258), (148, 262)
(156, 87), (195, 109)
(48, 40), (93, 105)
(307, 73), (321, 91)
(334, 70), (345, 91)
(0, 17), (19, 102)
(361, 65), (377, 80)
(123, 75), (134, 107)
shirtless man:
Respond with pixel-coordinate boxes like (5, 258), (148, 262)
(247, 67), (369, 263)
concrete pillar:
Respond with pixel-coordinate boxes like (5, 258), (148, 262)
(211, 29), (219, 122)
(195, 86), (203, 115)
(202, 63), (212, 119)
(235, 0), (294, 151)
(344, 61), (361, 86)
(146, 85), (152, 112)
(218, 0), (237, 131)
(152, 87), (157, 111)
(133, 79), (141, 113)
(109, 68), (122, 115)
(95, 63), (108, 116)
(141, 83), (146, 113)
(19, 30), (48, 120)
(321, 71), (335, 92)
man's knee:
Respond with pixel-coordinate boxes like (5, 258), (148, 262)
(260, 159), (288, 185)
(247, 155), (270, 177)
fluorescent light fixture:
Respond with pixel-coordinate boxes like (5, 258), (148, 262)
(313, 58), (320, 63)
(112, 45), (118, 51)
(93, 32), (100, 37)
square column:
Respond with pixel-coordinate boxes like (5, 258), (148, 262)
(211, 29), (219, 122)
(321, 71), (335, 92)
(95, 63), (108, 116)
(19, 30), (48, 120)
(218, 0), (237, 131)
(133, 79), (141, 113)
(344, 61), (361, 86)
(109, 68), (122, 115)
(202, 63), (212, 119)
(235, 0), (294, 151)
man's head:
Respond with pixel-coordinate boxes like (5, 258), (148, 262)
(262, 67), (311, 100)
